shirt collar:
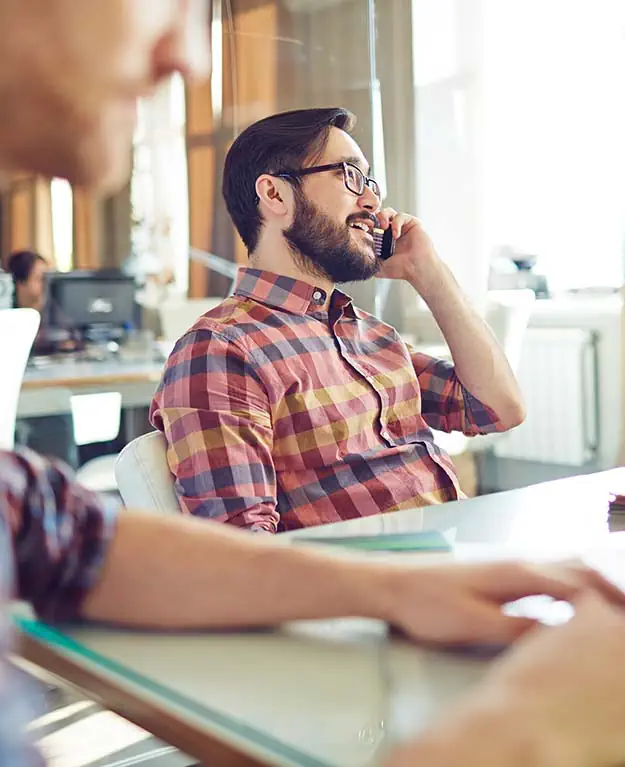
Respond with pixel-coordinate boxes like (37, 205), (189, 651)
(234, 268), (358, 317)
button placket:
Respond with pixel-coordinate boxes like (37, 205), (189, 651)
(333, 318), (394, 444)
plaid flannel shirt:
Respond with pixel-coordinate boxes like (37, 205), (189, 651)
(0, 447), (117, 765)
(151, 268), (504, 532)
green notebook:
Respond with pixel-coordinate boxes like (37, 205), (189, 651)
(295, 530), (452, 553)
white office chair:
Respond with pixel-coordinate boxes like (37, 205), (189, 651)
(115, 431), (181, 513)
(73, 391), (123, 493)
(33, 388), (123, 492)
(1, 308), (40, 450)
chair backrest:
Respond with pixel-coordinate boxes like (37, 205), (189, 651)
(159, 297), (223, 343)
(0, 308), (40, 450)
(115, 431), (181, 514)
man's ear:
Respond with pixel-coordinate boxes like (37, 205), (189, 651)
(255, 175), (292, 217)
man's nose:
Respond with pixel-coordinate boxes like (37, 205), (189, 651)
(357, 183), (381, 214)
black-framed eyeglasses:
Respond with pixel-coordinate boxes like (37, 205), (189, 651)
(276, 162), (381, 198)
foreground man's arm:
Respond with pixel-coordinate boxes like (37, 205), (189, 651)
(7, 448), (625, 767)
(4, 447), (621, 640)
(386, 592), (625, 767)
(82, 511), (619, 637)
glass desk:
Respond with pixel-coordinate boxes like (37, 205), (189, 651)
(15, 468), (625, 766)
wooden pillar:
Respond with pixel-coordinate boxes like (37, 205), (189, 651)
(227, 0), (278, 269)
(0, 174), (53, 263)
(9, 182), (32, 253)
(72, 189), (101, 269)
(185, 0), (279, 297)
(186, 78), (213, 298)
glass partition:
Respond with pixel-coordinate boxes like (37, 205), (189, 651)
(186, 0), (415, 328)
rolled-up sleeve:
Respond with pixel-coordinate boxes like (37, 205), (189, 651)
(0, 447), (118, 622)
(411, 352), (505, 436)
(150, 328), (278, 533)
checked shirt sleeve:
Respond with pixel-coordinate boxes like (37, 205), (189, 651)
(410, 351), (505, 436)
(150, 328), (279, 533)
(0, 447), (117, 621)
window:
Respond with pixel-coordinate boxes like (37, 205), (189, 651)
(482, 0), (625, 291)
(50, 178), (73, 272)
(413, 0), (625, 295)
(131, 73), (189, 292)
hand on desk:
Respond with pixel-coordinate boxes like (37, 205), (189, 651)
(382, 559), (625, 647)
(386, 591), (625, 767)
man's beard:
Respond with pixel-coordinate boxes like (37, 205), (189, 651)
(283, 190), (381, 284)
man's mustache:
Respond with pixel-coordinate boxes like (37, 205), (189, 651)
(346, 213), (378, 228)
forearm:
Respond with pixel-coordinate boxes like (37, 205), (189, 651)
(387, 693), (581, 767)
(82, 511), (391, 628)
(410, 261), (524, 428)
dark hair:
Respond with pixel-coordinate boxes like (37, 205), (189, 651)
(6, 250), (46, 283)
(222, 107), (356, 252)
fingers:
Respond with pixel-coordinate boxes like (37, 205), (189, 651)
(495, 592), (625, 665)
(421, 600), (540, 647)
(465, 606), (539, 646)
(571, 589), (625, 628)
(376, 208), (417, 240)
(395, 562), (625, 651)
(472, 561), (625, 607)
(476, 563), (586, 603)
(390, 214), (407, 241)
(375, 208), (395, 230)
(580, 566), (625, 607)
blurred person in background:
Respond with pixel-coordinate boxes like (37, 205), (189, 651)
(6, 249), (48, 312)
(7, 249), (77, 466)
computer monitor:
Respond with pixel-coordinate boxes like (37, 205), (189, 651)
(44, 270), (137, 337)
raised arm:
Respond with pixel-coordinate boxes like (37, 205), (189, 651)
(377, 209), (525, 430)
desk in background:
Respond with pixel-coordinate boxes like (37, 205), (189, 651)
(18, 358), (165, 419)
(17, 341), (450, 420)
(15, 469), (625, 767)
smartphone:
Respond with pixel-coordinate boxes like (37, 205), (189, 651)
(373, 227), (395, 260)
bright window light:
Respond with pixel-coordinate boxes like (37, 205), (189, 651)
(50, 178), (73, 272)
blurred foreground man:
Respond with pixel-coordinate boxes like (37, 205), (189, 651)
(2, 2), (625, 766)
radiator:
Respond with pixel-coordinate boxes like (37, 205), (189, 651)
(493, 328), (599, 466)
